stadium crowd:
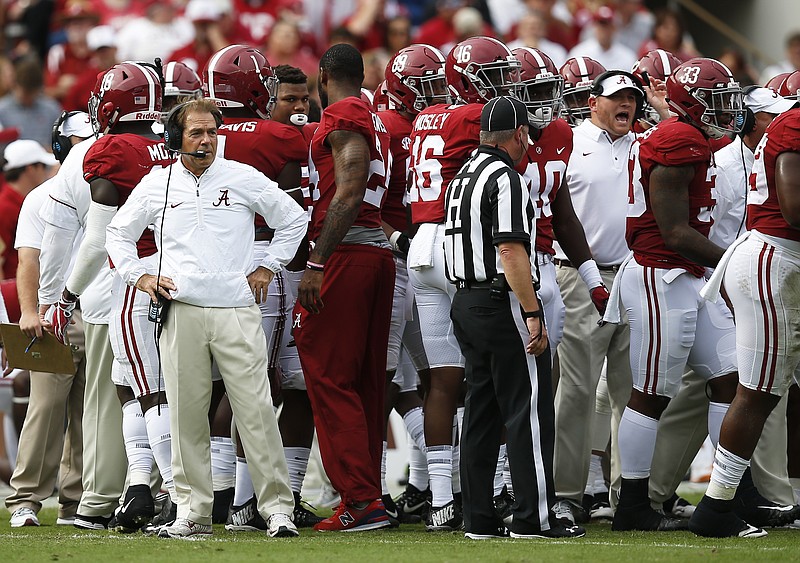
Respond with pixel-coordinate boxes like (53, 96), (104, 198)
(0, 0), (800, 542)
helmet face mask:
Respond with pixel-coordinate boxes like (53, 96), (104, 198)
(513, 47), (563, 129)
(696, 85), (744, 139)
(445, 37), (521, 104)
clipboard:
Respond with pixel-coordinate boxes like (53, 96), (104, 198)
(0, 323), (75, 374)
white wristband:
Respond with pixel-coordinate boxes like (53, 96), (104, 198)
(389, 230), (402, 251)
(577, 259), (603, 290)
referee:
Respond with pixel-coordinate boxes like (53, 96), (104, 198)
(444, 96), (584, 540)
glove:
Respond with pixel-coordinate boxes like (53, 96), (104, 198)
(590, 284), (610, 316)
(44, 291), (77, 345)
(389, 231), (411, 259)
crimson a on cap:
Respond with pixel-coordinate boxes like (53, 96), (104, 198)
(481, 95), (532, 132)
(596, 74), (643, 97)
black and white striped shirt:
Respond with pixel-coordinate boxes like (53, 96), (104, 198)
(444, 145), (536, 283)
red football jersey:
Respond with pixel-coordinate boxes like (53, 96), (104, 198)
(308, 97), (391, 241)
(626, 117), (715, 277)
(83, 134), (173, 258)
(377, 109), (413, 233)
(748, 108), (800, 241)
(408, 103), (482, 224)
(218, 117), (308, 230)
(515, 118), (573, 255)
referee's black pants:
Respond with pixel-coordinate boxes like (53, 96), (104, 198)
(451, 286), (556, 534)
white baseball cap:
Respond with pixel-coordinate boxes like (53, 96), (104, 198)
(87, 25), (117, 51)
(595, 73), (643, 97)
(3, 140), (57, 171)
(745, 87), (797, 115)
(59, 111), (94, 138)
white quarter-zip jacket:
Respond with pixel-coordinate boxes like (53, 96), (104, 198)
(106, 155), (307, 308)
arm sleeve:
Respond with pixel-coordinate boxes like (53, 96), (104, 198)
(105, 191), (154, 287)
(65, 200), (118, 296)
(38, 221), (80, 305)
(250, 173), (308, 273)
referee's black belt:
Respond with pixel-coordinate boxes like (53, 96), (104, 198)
(455, 279), (494, 290)
(553, 258), (621, 273)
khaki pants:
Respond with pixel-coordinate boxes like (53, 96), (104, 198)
(554, 265), (631, 502)
(6, 312), (86, 519)
(78, 321), (126, 517)
(160, 302), (292, 525)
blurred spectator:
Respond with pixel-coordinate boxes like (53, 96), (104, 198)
(328, 26), (360, 49)
(719, 46), (758, 87)
(95, 0), (148, 30)
(759, 31), (800, 86)
(638, 8), (698, 62)
(0, 56), (62, 148)
(385, 14), (412, 53)
(612, 0), (654, 54)
(265, 19), (320, 79)
(168, 0), (233, 73)
(44, 0), (100, 102)
(4, 0), (56, 62)
(507, 9), (567, 67)
(362, 48), (390, 91)
(0, 140), (56, 279)
(524, 0), (576, 50)
(115, 1), (193, 63)
(568, 5), (636, 71)
(415, 0), (494, 52)
(231, 0), (308, 46)
(61, 25), (118, 112)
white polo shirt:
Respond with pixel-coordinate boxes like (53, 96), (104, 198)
(710, 135), (751, 248)
(555, 119), (633, 266)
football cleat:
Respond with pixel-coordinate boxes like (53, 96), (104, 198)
(493, 487), (515, 526)
(510, 522), (586, 539)
(74, 513), (112, 530)
(225, 496), (267, 532)
(394, 484), (431, 520)
(612, 503), (688, 532)
(292, 492), (324, 528)
(663, 493), (696, 518)
(425, 500), (464, 532)
(113, 484), (155, 533)
(689, 496), (767, 538)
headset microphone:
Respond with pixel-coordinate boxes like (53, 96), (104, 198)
(177, 150), (207, 158)
(290, 113), (308, 126)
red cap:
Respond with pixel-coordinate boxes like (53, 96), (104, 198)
(593, 5), (615, 23)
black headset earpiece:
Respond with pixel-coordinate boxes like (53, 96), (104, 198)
(590, 70), (646, 121)
(52, 110), (81, 164)
(164, 102), (186, 152)
(738, 85), (758, 138)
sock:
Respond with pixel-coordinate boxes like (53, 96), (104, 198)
(494, 444), (507, 497)
(706, 445), (749, 501)
(586, 453), (603, 495)
(451, 415), (461, 495)
(618, 407), (658, 479)
(503, 456), (513, 497)
(402, 406), (426, 452)
(407, 439), (429, 491)
(234, 457), (255, 507)
(381, 441), (389, 496)
(122, 400), (153, 486)
(284, 446), (310, 495)
(707, 402), (729, 448)
(143, 404), (175, 501)
(427, 444), (453, 508)
(211, 436), (236, 491)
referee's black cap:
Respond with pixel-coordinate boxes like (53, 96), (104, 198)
(481, 96), (531, 132)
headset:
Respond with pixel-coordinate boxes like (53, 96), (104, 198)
(51, 110), (82, 164)
(163, 100), (223, 156)
(737, 85), (758, 138)
(590, 70), (646, 121)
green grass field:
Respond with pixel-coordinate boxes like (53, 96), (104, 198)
(1, 505), (798, 562)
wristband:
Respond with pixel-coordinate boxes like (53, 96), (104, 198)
(522, 310), (542, 320)
(306, 260), (325, 272)
(577, 259), (603, 290)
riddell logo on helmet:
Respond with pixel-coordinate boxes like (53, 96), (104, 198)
(210, 100), (242, 107)
(128, 111), (161, 121)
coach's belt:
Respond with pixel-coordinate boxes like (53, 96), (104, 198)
(536, 252), (553, 266)
(553, 258), (621, 273)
